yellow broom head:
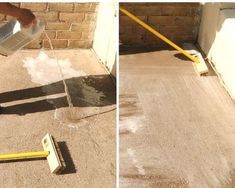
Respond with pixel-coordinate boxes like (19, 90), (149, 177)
(41, 133), (65, 174)
(192, 53), (209, 75)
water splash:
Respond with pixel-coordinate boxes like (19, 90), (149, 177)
(44, 31), (74, 108)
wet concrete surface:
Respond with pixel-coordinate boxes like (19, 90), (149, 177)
(120, 50), (235, 188)
(0, 49), (116, 187)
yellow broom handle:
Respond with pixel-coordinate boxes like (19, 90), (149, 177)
(0, 151), (49, 161)
(119, 7), (199, 63)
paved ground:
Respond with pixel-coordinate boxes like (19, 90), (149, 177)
(0, 49), (116, 188)
(120, 50), (235, 188)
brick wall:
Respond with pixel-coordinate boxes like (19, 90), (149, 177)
(120, 3), (201, 48)
(0, 3), (98, 49)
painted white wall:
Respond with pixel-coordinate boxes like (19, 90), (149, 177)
(92, 3), (117, 77)
(198, 3), (235, 100)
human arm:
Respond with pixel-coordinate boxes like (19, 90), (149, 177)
(0, 3), (36, 27)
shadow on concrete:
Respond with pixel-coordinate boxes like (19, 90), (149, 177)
(119, 45), (170, 55)
(58, 141), (76, 175)
(120, 44), (216, 76)
(174, 53), (191, 61)
(120, 44), (198, 61)
(0, 74), (116, 115)
(120, 44), (196, 62)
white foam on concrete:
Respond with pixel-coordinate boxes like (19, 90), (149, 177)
(127, 148), (146, 175)
(23, 51), (86, 85)
(120, 117), (145, 133)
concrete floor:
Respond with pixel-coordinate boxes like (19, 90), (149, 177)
(0, 49), (116, 187)
(120, 50), (235, 188)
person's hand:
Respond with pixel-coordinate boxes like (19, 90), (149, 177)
(17, 8), (36, 28)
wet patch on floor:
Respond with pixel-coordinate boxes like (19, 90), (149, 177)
(0, 74), (116, 116)
(54, 106), (116, 130)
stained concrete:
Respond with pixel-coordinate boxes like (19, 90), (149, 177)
(0, 49), (116, 187)
(120, 50), (235, 188)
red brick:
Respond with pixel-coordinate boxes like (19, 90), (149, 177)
(120, 3), (201, 46)
(173, 35), (195, 43)
(120, 34), (145, 44)
(48, 3), (74, 12)
(59, 13), (84, 23)
(120, 15), (147, 26)
(174, 16), (195, 26)
(21, 3), (47, 11)
(151, 3), (200, 7)
(68, 40), (91, 48)
(134, 6), (161, 16)
(34, 12), (58, 22)
(148, 16), (175, 26)
(70, 23), (94, 32)
(119, 25), (132, 35)
(162, 6), (191, 16)
(144, 33), (166, 45)
(81, 31), (94, 40)
(40, 31), (56, 40)
(132, 25), (148, 34)
(84, 13), (96, 22)
(159, 25), (179, 34)
(46, 22), (71, 30)
(43, 39), (68, 49)
(57, 31), (82, 39)
(74, 3), (97, 12)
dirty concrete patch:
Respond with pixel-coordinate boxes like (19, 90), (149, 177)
(119, 94), (145, 134)
(0, 49), (116, 187)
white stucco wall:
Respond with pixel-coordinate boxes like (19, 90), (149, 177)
(198, 3), (235, 100)
(92, 3), (117, 77)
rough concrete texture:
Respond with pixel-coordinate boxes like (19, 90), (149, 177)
(120, 50), (235, 188)
(0, 49), (116, 187)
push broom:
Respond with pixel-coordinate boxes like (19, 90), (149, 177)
(119, 7), (208, 75)
(0, 133), (65, 174)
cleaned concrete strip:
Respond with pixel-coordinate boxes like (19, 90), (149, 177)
(120, 50), (235, 188)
